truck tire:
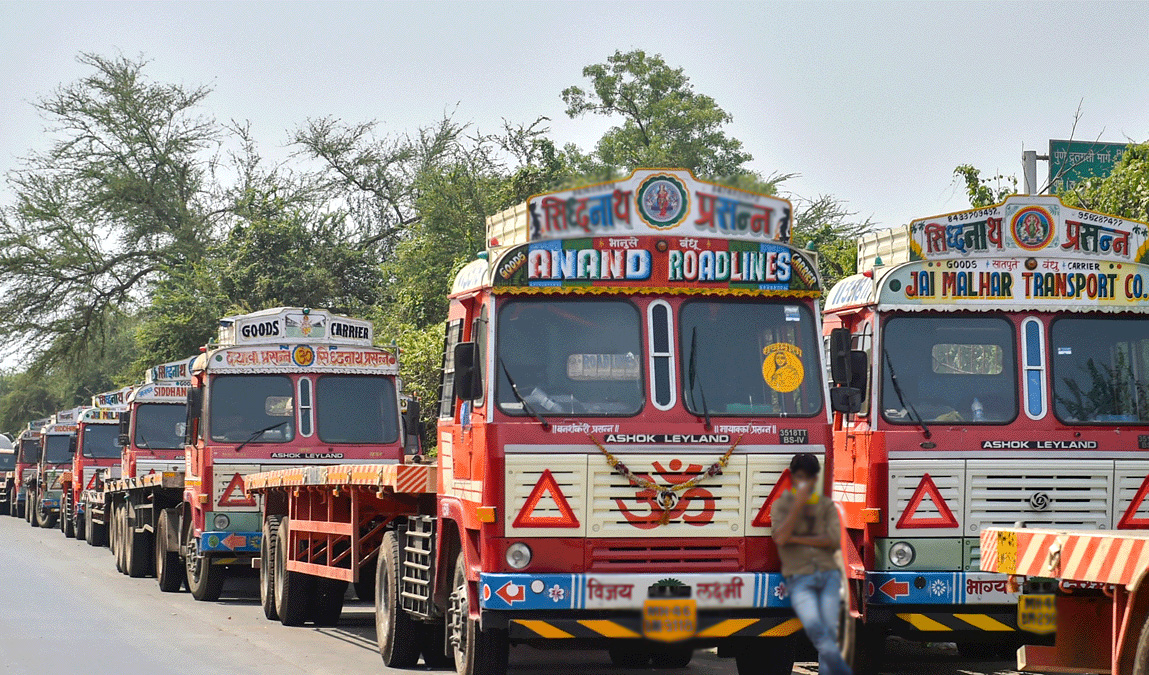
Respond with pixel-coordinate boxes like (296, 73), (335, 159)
(448, 551), (508, 675)
(376, 530), (423, 667)
(260, 515), (281, 619)
(422, 622), (454, 668)
(1132, 609), (1149, 675)
(186, 537), (225, 602)
(36, 494), (57, 529)
(608, 644), (652, 667)
(650, 646), (693, 669)
(125, 507), (153, 578)
(115, 504), (129, 574)
(734, 637), (795, 675)
(88, 505), (107, 547)
(155, 512), (185, 592)
(354, 565), (376, 601)
(62, 494), (75, 538)
(275, 518), (315, 625)
(311, 578), (348, 627)
(74, 501), (86, 541)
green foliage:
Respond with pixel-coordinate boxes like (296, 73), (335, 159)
(1058, 143), (1149, 221)
(563, 49), (752, 176)
(953, 164), (1018, 208)
(789, 195), (873, 290)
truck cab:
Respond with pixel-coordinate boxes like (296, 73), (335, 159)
(63, 396), (128, 539)
(177, 307), (403, 600)
(31, 410), (80, 528)
(11, 420), (48, 521)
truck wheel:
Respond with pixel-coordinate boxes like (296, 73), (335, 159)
(842, 614), (884, 675)
(650, 646), (693, 668)
(734, 637), (795, 675)
(275, 517), (314, 625)
(24, 492), (33, 523)
(38, 498), (57, 528)
(260, 515), (281, 619)
(125, 507), (153, 578)
(1132, 610), (1149, 675)
(354, 565), (376, 601)
(608, 644), (653, 667)
(155, 511), (185, 592)
(376, 530), (423, 667)
(310, 578), (348, 627)
(186, 542), (224, 601)
(90, 506), (108, 547)
(74, 502), (86, 541)
(448, 551), (509, 675)
(63, 495), (75, 538)
(115, 504), (129, 574)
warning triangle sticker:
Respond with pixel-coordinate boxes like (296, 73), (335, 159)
(752, 468), (792, 527)
(513, 470), (579, 528)
(217, 472), (256, 508)
(1119, 474), (1149, 529)
(896, 473), (958, 529)
(86, 472), (98, 490)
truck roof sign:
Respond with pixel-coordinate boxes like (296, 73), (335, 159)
(129, 380), (191, 404)
(92, 385), (133, 409)
(217, 307), (374, 347)
(146, 356), (198, 383)
(908, 195), (1149, 264)
(491, 168), (793, 246)
(204, 344), (399, 375)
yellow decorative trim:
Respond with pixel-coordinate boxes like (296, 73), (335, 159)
(493, 285), (820, 298)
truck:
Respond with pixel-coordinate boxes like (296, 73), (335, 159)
(246, 168), (842, 675)
(981, 525), (1149, 674)
(29, 410), (80, 528)
(0, 434), (14, 515)
(128, 307), (402, 601)
(822, 194), (1149, 671)
(10, 419), (49, 521)
(96, 360), (192, 555)
(59, 388), (131, 539)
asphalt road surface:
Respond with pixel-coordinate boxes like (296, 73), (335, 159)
(0, 515), (1031, 675)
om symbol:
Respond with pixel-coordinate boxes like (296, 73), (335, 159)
(614, 459), (718, 530)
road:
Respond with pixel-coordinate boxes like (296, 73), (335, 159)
(0, 515), (1029, 675)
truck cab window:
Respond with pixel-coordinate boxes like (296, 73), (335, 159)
(133, 403), (187, 449)
(881, 316), (1017, 424)
(1052, 317), (1149, 424)
(316, 375), (399, 444)
(19, 438), (40, 463)
(497, 300), (643, 417)
(43, 435), (72, 464)
(81, 425), (122, 458)
(209, 375), (295, 443)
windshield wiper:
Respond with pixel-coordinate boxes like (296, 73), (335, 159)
(234, 421), (288, 453)
(688, 327), (712, 429)
(883, 347), (931, 439)
(498, 358), (549, 430)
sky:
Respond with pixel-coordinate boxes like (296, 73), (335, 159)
(1, 1), (1148, 231)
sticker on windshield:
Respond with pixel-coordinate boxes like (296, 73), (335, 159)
(1057, 347), (1072, 355)
(784, 306), (801, 322)
(762, 343), (804, 393)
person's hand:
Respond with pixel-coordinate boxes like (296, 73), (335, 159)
(794, 479), (815, 502)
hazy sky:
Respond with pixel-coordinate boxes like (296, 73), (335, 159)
(2, 1), (1148, 229)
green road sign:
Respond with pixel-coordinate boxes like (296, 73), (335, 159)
(1048, 139), (1130, 192)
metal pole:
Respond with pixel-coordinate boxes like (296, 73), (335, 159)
(1022, 150), (1038, 195)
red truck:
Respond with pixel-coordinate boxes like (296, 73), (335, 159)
(246, 169), (842, 675)
(59, 389), (131, 539)
(0, 434), (14, 515)
(29, 410), (81, 529)
(10, 419), (49, 521)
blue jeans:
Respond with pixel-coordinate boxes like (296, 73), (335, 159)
(788, 569), (853, 675)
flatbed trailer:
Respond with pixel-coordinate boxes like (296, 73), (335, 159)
(981, 526), (1149, 674)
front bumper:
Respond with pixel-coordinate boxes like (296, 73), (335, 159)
(865, 571), (1019, 606)
(199, 531), (262, 554)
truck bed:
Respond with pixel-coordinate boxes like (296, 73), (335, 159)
(244, 463), (436, 494)
(981, 526), (1149, 587)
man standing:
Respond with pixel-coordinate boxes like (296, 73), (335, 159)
(772, 452), (852, 675)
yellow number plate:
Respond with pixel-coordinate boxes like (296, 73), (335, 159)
(1018, 594), (1056, 635)
(642, 598), (697, 642)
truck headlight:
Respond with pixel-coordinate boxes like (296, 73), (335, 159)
(889, 541), (915, 567)
(213, 514), (230, 530)
(505, 542), (532, 570)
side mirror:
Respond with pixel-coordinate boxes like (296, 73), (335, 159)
(68, 436), (77, 454)
(118, 411), (131, 437)
(452, 342), (482, 401)
(117, 433), (130, 447)
(850, 350), (869, 401)
(829, 328), (852, 386)
(830, 386), (863, 414)
(185, 388), (204, 445)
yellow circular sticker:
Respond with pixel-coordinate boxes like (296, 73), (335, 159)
(762, 343), (804, 393)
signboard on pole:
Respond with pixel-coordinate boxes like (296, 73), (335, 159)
(1048, 139), (1130, 192)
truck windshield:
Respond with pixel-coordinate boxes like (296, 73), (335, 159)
(82, 424), (121, 458)
(497, 300), (643, 417)
(316, 376), (399, 444)
(44, 435), (72, 464)
(1052, 318), (1149, 424)
(209, 375), (295, 443)
(134, 403), (187, 449)
(680, 301), (823, 416)
(881, 316), (1017, 424)
(0, 452), (14, 471)
(18, 438), (40, 463)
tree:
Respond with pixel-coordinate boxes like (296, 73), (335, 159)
(1059, 142), (1149, 221)
(789, 195), (874, 290)
(0, 53), (219, 365)
(562, 49), (752, 177)
(953, 164), (1018, 208)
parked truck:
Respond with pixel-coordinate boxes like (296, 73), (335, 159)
(29, 410), (80, 528)
(130, 308), (402, 602)
(0, 434), (14, 515)
(59, 388), (131, 539)
(10, 419), (49, 521)
(246, 169), (843, 675)
(97, 359), (192, 556)
(822, 194), (1149, 671)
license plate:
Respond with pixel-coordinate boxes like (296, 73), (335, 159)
(642, 598), (697, 642)
(1017, 594), (1056, 635)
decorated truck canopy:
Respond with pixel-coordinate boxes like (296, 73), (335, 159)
(43, 407), (84, 435)
(201, 307), (397, 375)
(19, 418), (51, 441)
(455, 169), (819, 297)
(826, 195), (1149, 314)
(79, 406), (121, 424)
(92, 385), (133, 411)
(128, 379), (191, 404)
(146, 356), (198, 383)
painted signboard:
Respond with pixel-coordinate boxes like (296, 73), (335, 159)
(526, 169), (792, 244)
(907, 196), (1149, 264)
(207, 345), (399, 375)
(1048, 139), (1129, 193)
(490, 236), (820, 296)
(147, 357), (198, 384)
(92, 385), (134, 410)
(218, 308), (374, 347)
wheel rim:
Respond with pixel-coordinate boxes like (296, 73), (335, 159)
(448, 566), (468, 661)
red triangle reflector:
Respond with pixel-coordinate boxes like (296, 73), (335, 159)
(896, 473), (958, 529)
(752, 468), (792, 527)
(513, 470), (579, 528)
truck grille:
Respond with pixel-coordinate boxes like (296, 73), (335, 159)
(587, 540), (742, 572)
(965, 460), (1112, 532)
